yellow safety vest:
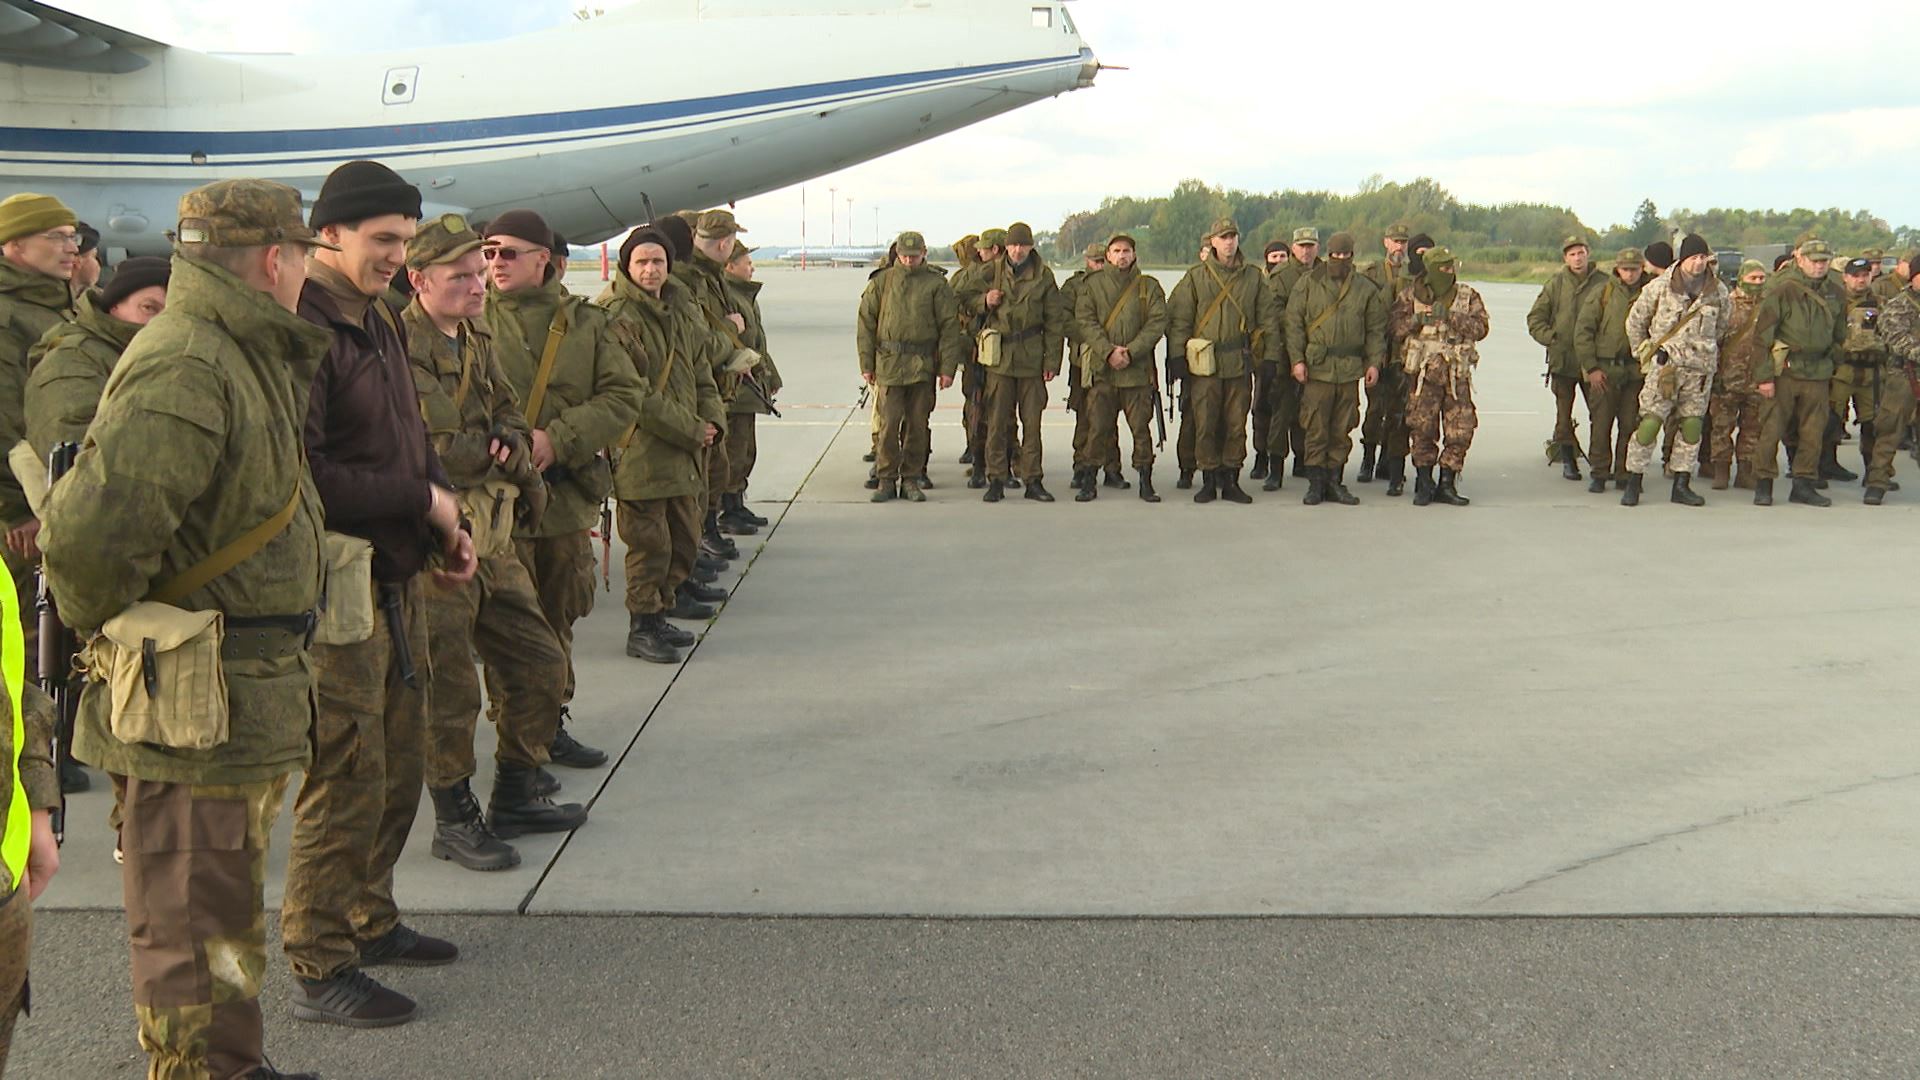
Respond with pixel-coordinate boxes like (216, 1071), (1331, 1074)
(2, 554), (29, 891)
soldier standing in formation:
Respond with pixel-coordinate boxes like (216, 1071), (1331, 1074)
(1620, 234), (1727, 507)
(1752, 238), (1847, 506)
(954, 228), (1005, 488)
(956, 222), (1064, 503)
(1572, 248), (1649, 493)
(1829, 256), (1886, 484)
(1285, 232), (1386, 506)
(1528, 234), (1606, 481)
(858, 232), (966, 503)
(1390, 246), (1485, 506)
(1260, 226), (1322, 489)
(1063, 242), (1124, 492)
(720, 241), (782, 527)
(1710, 259), (1770, 490)
(1870, 259), (1920, 503)
(1358, 222), (1413, 486)
(1072, 234), (1169, 502)
(1167, 218), (1277, 504)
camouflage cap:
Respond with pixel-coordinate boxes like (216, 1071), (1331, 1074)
(1798, 238), (1833, 260)
(406, 212), (483, 269)
(173, 179), (338, 251)
(1005, 222), (1035, 245)
(977, 228), (1007, 249)
(1614, 247), (1642, 269)
(1083, 242), (1107, 261)
(695, 209), (747, 239)
(1291, 227), (1319, 245)
(1562, 234), (1589, 252)
(1205, 217), (1239, 240)
(1422, 246), (1457, 271)
(1384, 222), (1411, 241)
(1737, 259), (1768, 278)
(895, 230), (928, 255)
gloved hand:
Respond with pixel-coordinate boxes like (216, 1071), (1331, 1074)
(1165, 351), (1188, 382)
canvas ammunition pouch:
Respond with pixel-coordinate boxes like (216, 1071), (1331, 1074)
(314, 532), (375, 646)
(7, 440), (47, 519)
(459, 480), (521, 561)
(975, 327), (1002, 368)
(1186, 338), (1216, 377)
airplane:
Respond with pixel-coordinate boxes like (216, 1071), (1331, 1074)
(0, 0), (1101, 256)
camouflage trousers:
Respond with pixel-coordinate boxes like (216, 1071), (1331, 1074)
(1174, 378), (1197, 472)
(1086, 383), (1156, 471)
(874, 381), (935, 483)
(282, 575), (428, 982)
(724, 411), (758, 495)
(1585, 365), (1642, 478)
(619, 495), (700, 616)
(1755, 375), (1829, 481)
(1299, 379), (1362, 469)
(704, 437), (729, 514)
(1190, 373), (1253, 471)
(984, 371), (1048, 482)
(1866, 364), (1917, 488)
(1709, 383), (1763, 477)
(1261, 371), (1304, 463)
(121, 773), (289, 1079)
(1627, 366), (1710, 476)
(1369, 365), (1411, 462)
(490, 532), (597, 710)
(425, 555), (564, 789)
(1549, 374), (1590, 451)
(1069, 365), (1120, 474)
(1830, 360), (1882, 432)
(1361, 366), (1393, 449)
(960, 360), (986, 464)
(0, 885), (28, 1075)
(1406, 358), (1477, 473)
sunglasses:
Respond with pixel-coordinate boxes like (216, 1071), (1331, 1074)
(483, 245), (542, 263)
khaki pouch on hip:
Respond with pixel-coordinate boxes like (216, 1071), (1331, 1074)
(976, 328), (1002, 369)
(7, 440), (48, 518)
(1187, 338), (1216, 377)
(315, 532), (375, 646)
(85, 602), (228, 750)
(459, 480), (520, 561)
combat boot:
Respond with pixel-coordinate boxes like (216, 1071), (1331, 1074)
(735, 499), (769, 527)
(625, 612), (684, 664)
(1220, 468), (1253, 504)
(1292, 457), (1309, 478)
(489, 761), (589, 838)
(1587, 471), (1609, 494)
(1137, 468), (1160, 503)
(1436, 468), (1470, 506)
(1820, 442), (1857, 483)
(916, 472), (933, 491)
(863, 465), (879, 490)
(1733, 466), (1754, 490)
(901, 479), (927, 502)
(861, 450), (876, 463)
(958, 447), (974, 465)
(1193, 469), (1218, 504)
(1358, 444), (1377, 482)
(1670, 473), (1705, 507)
(1302, 467), (1326, 506)
(682, 577), (727, 604)
(1559, 444), (1582, 481)
(1865, 486), (1887, 505)
(983, 479), (1004, 502)
(701, 522), (739, 562)
(1004, 476), (1022, 490)
(1412, 465), (1435, 506)
(870, 480), (897, 503)
(1710, 463), (1729, 490)
(1754, 478), (1774, 506)
(1329, 466), (1359, 506)
(292, 969), (416, 1029)
(653, 616), (695, 647)
(550, 716), (607, 767)
(717, 493), (759, 535)
(1790, 477), (1832, 507)
(690, 562), (719, 585)
(1620, 472), (1643, 506)
(1262, 467), (1282, 492)
(1074, 471), (1098, 502)
(1176, 468), (1194, 490)
(1070, 466), (1089, 491)
(1102, 467), (1131, 490)
(1385, 457), (1406, 498)
(1023, 479), (1055, 502)
(532, 767), (561, 797)
(696, 553), (728, 575)
(429, 781), (520, 872)
(1249, 451), (1270, 480)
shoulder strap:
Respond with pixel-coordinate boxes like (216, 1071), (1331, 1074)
(1305, 276), (1353, 339)
(147, 478), (302, 606)
(451, 325), (478, 412)
(1638, 293), (1708, 362)
(1195, 264), (1239, 336)
(1101, 274), (1146, 337)
(523, 305), (571, 424)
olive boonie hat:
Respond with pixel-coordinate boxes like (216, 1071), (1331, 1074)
(173, 179), (339, 251)
(1205, 217), (1239, 240)
(895, 231), (928, 255)
(695, 209), (747, 239)
(406, 212), (482, 269)
(1291, 227), (1319, 245)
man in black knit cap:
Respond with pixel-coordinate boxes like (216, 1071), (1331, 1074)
(281, 158), (479, 1030)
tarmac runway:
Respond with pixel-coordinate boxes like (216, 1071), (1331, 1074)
(13, 265), (1920, 1078)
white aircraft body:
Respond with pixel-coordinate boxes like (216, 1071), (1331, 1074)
(0, 0), (1099, 254)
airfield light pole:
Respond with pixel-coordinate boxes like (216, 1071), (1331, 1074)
(847, 198), (855, 256)
(828, 186), (836, 247)
(874, 206), (880, 247)
(800, 187), (808, 270)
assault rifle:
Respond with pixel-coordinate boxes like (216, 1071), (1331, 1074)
(739, 371), (781, 418)
(36, 441), (79, 844)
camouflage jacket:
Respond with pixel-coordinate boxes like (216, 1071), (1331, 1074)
(1717, 289), (1767, 392)
(1572, 275), (1647, 373)
(485, 278), (645, 535)
(1, 679), (57, 898)
(1168, 256), (1281, 378)
(1526, 266), (1607, 378)
(1838, 288), (1887, 364)
(24, 289), (140, 462)
(1059, 268), (1094, 349)
(401, 303), (534, 491)
(1877, 287), (1920, 368)
(856, 262), (967, 386)
(595, 275), (725, 503)
(0, 259), (74, 527)
(673, 250), (748, 400)
(1074, 266), (1170, 390)
(42, 255), (331, 785)
(1872, 273), (1906, 302)
(1626, 271), (1729, 375)
(723, 276), (782, 415)
(1754, 265), (1847, 383)
(952, 254), (1065, 379)
(1389, 281), (1489, 375)
(1284, 266), (1388, 384)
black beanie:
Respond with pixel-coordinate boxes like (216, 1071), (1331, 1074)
(310, 160), (422, 231)
(1263, 240), (1287, 257)
(1644, 241), (1674, 269)
(617, 226), (674, 282)
(483, 209), (552, 252)
(1677, 234), (1710, 263)
(652, 215), (695, 263)
(75, 221), (100, 256)
(551, 232), (570, 256)
(98, 255), (170, 312)
(1407, 232), (1436, 276)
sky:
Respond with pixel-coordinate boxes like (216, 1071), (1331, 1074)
(61, 0), (1920, 248)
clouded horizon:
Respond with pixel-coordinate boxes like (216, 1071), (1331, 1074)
(63, 0), (1920, 248)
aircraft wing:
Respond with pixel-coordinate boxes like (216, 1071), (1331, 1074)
(0, 1), (164, 74)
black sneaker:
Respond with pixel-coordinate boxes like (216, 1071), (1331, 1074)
(292, 969), (417, 1029)
(550, 724), (609, 768)
(357, 923), (458, 968)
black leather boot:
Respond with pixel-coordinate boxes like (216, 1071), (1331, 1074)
(1329, 466), (1360, 505)
(682, 576), (727, 603)
(735, 498), (769, 527)
(1137, 468), (1160, 503)
(870, 480), (897, 503)
(1620, 472), (1643, 506)
(430, 781), (520, 871)
(1790, 477), (1832, 506)
(1559, 444), (1582, 481)
(1587, 470), (1609, 493)
(1193, 469), (1218, 503)
(1435, 468), (1471, 506)
(1023, 479), (1055, 502)
(1358, 444), (1377, 482)
(702, 514), (739, 560)
(626, 612), (683, 664)
(668, 588), (717, 620)
(1385, 457), (1405, 497)
(982, 479), (1004, 502)
(1219, 468), (1253, 504)
(1176, 468), (1194, 490)
(967, 464), (986, 489)
(1754, 478), (1774, 506)
(717, 493), (759, 535)
(489, 761), (588, 838)
(1249, 451), (1270, 480)
(1412, 465), (1435, 506)
(549, 718), (608, 767)
(1102, 467), (1131, 490)
(1670, 473), (1705, 506)
(1820, 441), (1857, 482)
(1262, 462), (1282, 492)
(1302, 467), (1326, 506)
(1074, 471), (1098, 502)
(863, 465), (879, 490)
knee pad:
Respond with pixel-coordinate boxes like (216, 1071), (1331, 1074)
(1680, 417), (1703, 443)
(1635, 416), (1663, 445)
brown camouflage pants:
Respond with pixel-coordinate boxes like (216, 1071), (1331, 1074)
(121, 773), (288, 1079)
(425, 555), (564, 788)
(984, 371), (1047, 482)
(0, 886), (28, 1075)
(1069, 366), (1121, 473)
(1086, 383), (1156, 471)
(619, 496), (700, 616)
(1300, 379), (1362, 469)
(874, 381), (935, 483)
(491, 532), (597, 709)
(1586, 366), (1642, 478)
(1756, 375), (1828, 480)
(1709, 385), (1763, 477)
(704, 438), (728, 514)
(1174, 378), (1197, 472)
(1190, 373), (1253, 471)
(282, 576), (428, 982)
(1867, 365), (1917, 488)
(1407, 359), (1477, 473)
(1262, 372), (1303, 463)
(724, 411), (758, 495)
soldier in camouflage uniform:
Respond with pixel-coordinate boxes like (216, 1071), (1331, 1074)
(24, 256), (168, 464)
(1753, 238), (1849, 506)
(1169, 218), (1280, 504)
(404, 215), (583, 874)
(953, 230), (1003, 485)
(40, 179), (332, 1078)
(1073, 234), (1170, 502)
(1826, 256), (1887, 484)
(1390, 247), (1486, 506)
(1865, 265), (1920, 503)
(1063, 242), (1124, 491)
(721, 242), (782, 526)
(1872, 250), (1914, 302)
(1528, 235), (1606, 480)
(953, 222), (1065, 503)
(1358, 222), (1413, 486)
(1260, 226), (1322, 490)
(1285, 232), (1387, 506)
(680, 211), (760, 578)
(1249, 240), (1290, 481)
(1621, 235), (1727, 507)
(858, 232), (967, 503)
(1572, 249), (1649, 493)
(1711, 260), (1770, 490)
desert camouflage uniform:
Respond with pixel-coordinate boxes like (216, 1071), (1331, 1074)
(1624, 273), (1729, 476)
(1391, 282), (1488, 473)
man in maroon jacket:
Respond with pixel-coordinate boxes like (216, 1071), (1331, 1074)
(280, 160), (480, 1031)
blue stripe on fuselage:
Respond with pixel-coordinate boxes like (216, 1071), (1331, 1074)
(0, 54), (1083, 164)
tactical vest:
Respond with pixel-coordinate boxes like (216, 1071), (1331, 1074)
(1400, 288), (1480, 374)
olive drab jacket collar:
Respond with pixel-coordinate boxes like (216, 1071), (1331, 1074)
(0, 256), (72, 323)
(31, 288), (139, 364)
